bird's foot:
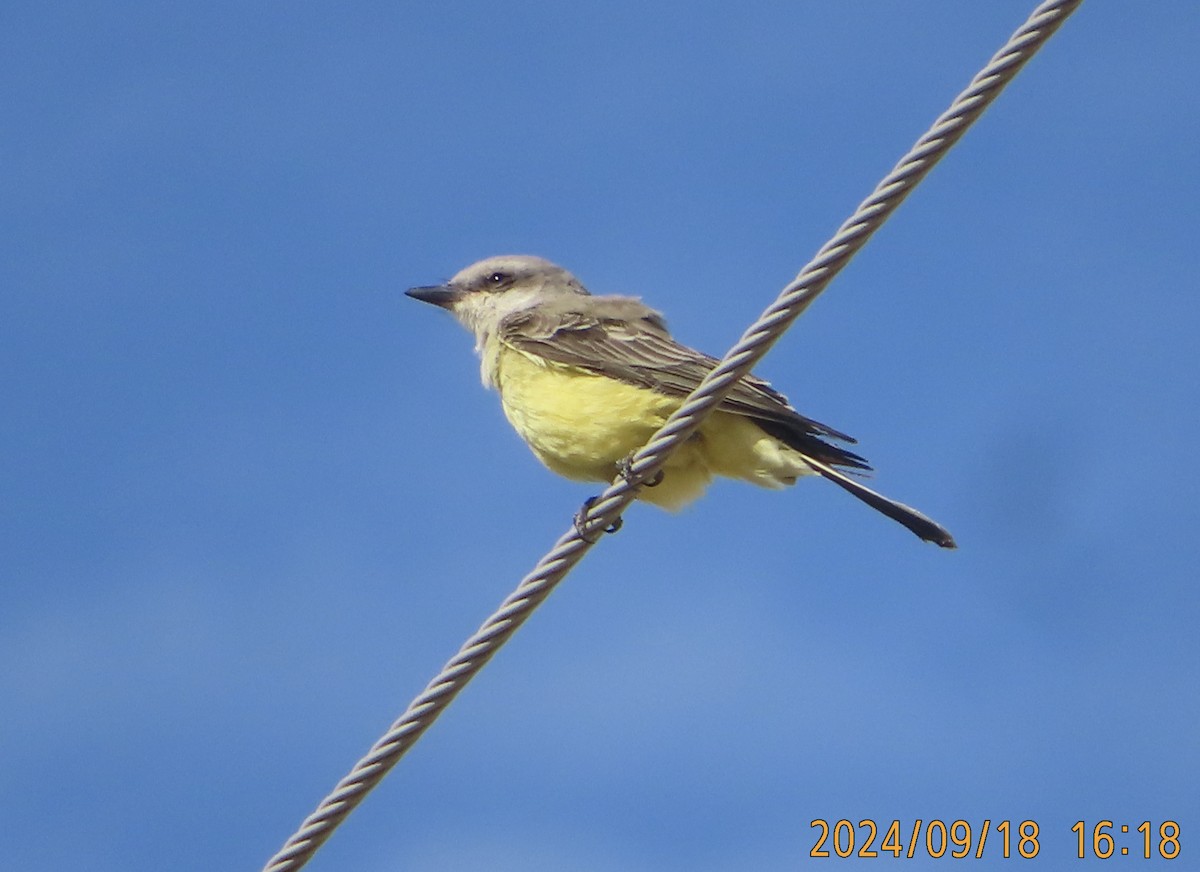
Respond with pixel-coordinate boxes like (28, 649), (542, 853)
(616, 456), (664, 488)
(574, 496), (623, 543)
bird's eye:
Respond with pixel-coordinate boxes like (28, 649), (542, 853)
(487, 271), (510, 286)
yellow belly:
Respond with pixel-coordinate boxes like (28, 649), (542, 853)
(494, 345), (814, 510)
(496, 346), (675, 477)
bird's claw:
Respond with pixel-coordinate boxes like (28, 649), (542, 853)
(615, 456), (664, 488)
(574, 496), (623, 542)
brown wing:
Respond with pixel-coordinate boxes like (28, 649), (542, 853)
(498, 296), (870, 472)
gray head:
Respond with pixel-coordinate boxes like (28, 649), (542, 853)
(406, 255), (589, 339)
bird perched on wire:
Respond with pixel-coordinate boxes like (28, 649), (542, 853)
(407, 255), (955, 548)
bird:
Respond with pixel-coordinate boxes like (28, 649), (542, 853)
(406, 255), (955, 548)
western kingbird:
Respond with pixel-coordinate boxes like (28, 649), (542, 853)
(407, 255), (955, 548)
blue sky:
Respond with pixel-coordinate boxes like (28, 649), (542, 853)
(3, 2), (1197, 870)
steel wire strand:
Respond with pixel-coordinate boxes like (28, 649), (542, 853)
(262, 2), (1081, 868)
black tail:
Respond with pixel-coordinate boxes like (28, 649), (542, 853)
(803, 455), (956, 548)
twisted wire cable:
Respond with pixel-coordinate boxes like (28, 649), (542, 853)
(263, 2), (1081, 868)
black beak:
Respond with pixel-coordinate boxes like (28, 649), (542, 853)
(405, 284), (461, 309)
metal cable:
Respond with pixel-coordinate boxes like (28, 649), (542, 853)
(262, 2), (1081, 868)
